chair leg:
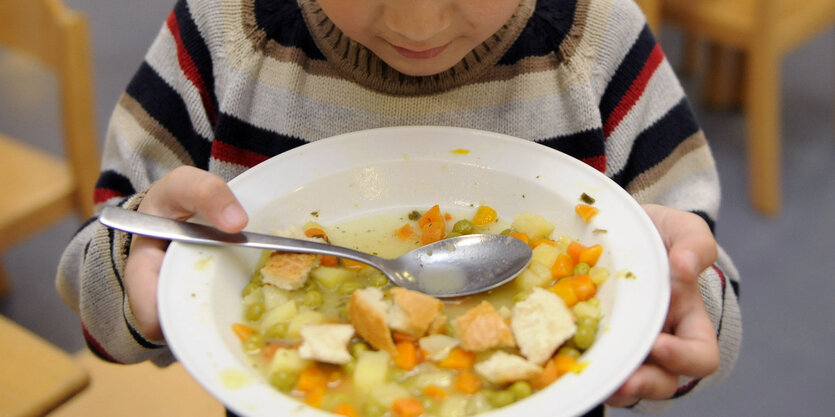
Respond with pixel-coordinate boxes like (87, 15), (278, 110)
(681, 32), (701, 76)
(0, 260), (10, 296)
(704, 43), (741, 109)
(744, 45), (781, 215)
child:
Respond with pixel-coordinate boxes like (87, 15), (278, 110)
(57, 0), (741, 415)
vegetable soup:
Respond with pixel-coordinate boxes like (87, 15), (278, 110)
(234, 204), (609, 417)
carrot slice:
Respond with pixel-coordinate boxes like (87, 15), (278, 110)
(566, 241), (587, 263)
(395, 223), (415, 241)
(438, 347), (474, 370)
(548, 279), (579, 307)
(394, 341), (419, 370)
(420, 221), (445, 245)
(575, 204), (599, 223)
(304, 227), (329, 241)
(297, 366), (328, 393)
(472, 205), (497, 226)
(392, 398), (424, 417)
(509, 232), (530, 245)
(454, 370), (482, 394)
(423, 385), (447, 399)
(418, 205), (444, 228)
(529, 357), (559, 389)
(333, 404), (359, 417)
(319, 254), (339, 267)
(570, 274), (596, 301)
(231, 323), (255, 342)
(550, 253), (574, 279)
(578, 244), (603, 266)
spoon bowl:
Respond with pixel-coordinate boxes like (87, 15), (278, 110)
(99, 206), (532, 298)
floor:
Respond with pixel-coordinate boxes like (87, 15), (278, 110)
(1, 1), (833, 416)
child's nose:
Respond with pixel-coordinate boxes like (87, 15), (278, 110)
(384, 1), (452, 42)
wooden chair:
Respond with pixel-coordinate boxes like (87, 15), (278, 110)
(660, 0), (835, 215)
(0, 314), (89, 416)
(0, 0), (100, 295)
(635, 0), (662, 34)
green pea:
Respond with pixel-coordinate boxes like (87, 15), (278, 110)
(351, 342), (370, 357)
(265, 322), (288, 339)
(573, 262), (591, 275)
(249, 270), (263, 285)
(342, 359), (357, 375)
(338, 281), (361, 295)
(508, 381), (532, 399)
(241, 282), (260, 297)
(574, 326), (596, 350)
(513, 290), (530, 303)
(500, 228), (513, 236)
(453, 219), (475, 235)
(486, 389), (516, 408)
(362, 401), (386, 417)
(245, 302), (265, 321)
(445, 232), (463, 239)
(304, 279), (319, 291)
(368, 273), (389, 288)
(557, 346), (582, 359)
(577, 316), (598, 330)
(388, 367), (406, 382)
(243, 333), (265, 353)
(270, 371), (296, 392)
(302, 290), (323, 307)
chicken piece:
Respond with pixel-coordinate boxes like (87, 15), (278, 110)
(474, 351), (543, 385)
(298, 324), (355, 365)
(387, 287), (444, 338)
(453, 301), (515, 352)
(511, 287), (577, 365)
(348, 287), (397, 356)
(260, 251), (319, 290)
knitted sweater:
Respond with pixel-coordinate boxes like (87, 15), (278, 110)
(56, 0), (741, 412)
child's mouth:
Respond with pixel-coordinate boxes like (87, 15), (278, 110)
(392, 43), (450, 59)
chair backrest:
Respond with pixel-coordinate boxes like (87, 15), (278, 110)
(0, 0), (99, 218)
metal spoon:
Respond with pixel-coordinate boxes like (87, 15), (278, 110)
(99, 206), (533, 298)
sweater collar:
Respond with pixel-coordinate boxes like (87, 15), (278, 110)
(298, 0), (536, 95)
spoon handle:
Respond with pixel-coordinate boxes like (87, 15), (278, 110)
(98, 206), (380, 266)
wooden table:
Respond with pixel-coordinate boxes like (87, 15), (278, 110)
(0, 315), (89, 417)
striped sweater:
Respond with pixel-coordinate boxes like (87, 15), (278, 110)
(57, 0), (741, 412)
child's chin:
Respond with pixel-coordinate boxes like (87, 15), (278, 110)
(383, 56), (461, 77)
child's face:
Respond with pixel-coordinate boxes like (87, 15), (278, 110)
(317, 0), (522, 76)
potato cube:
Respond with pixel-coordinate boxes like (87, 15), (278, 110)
(353, 350), (390, 391)
(269, 348), (311, 375)
(511, 212), (555, 241)
(286, 310), (325, 338)
(259, 300), (297, 332)
(531, 244), (559, 268)
(514, 262), (552, 290)
(310, 266), (355, 290)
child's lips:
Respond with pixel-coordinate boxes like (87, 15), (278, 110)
(391, 42), (450, 59)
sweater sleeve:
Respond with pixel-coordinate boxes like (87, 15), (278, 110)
(55, 0), (216, 364)
(591, 0), (742, 410)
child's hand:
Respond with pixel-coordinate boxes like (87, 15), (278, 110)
(606, 204), (720, 407)
(123, 166), (248, 342)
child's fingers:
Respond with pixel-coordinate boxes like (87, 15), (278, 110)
(642, 204), (717, 285)
(605, 363), (678, 407)
(649, 330), (719, 379)
(124, 234), (169, 342)
(141, 166), (248, 232)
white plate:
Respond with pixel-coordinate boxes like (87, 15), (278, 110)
(159, 126), (669, 417)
